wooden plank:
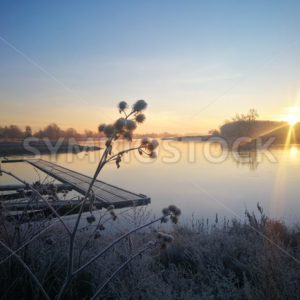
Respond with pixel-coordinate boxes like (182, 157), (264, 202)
(3, 200), (98, 217)
(1, 159), (25, 163)
(25, 159), (150, 208)
(4, 199), (96, 211)
(32, 160), (141, 199)
(29, 163), (130, 203)
(0, 183), (72, 192)
(0, 184), (73, 201)
(29, 160), (143, 200)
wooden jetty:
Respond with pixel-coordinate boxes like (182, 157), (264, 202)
(0, 183), (72, 192)
(1, 159), (151, 212)
(3, 199), (104, 217)
(0, 183), (72, 201)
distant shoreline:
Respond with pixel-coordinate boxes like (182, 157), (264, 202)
(163, 120), (300, 149)
(162, 135), (300, 150)
(0, 141), (101, 157)
(162, 135), (211, 141)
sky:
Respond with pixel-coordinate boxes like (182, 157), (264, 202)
(1, 0), (300, 134)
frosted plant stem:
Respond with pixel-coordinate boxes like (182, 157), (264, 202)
(57, 143), (110, 299)
(0, 241), (50, 300)
(91, 240), (159, 299)
(73, 215), (165, 276)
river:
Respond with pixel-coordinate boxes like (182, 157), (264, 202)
(1, 139), (300, 225)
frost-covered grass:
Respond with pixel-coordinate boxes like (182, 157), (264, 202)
(1, 205), (300, 299)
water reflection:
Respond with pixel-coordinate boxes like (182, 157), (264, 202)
(1, 140), (300, 225)
(289, 146), (299, 160)
(231, 151), (260, 171)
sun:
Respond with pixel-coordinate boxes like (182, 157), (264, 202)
(285, 107), (300, 126)
(287, 114), (299, 126)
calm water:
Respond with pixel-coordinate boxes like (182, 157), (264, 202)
(1, 140), (300, 225)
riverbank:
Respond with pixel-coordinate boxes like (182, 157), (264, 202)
(163, 133), (300, 150)
(163, 120), (300, 148)
(1, 206), (299, 299)
(0, 141), (101, 156)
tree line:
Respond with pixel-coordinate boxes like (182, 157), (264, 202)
(0, 123), (177, 140)
(0, 123), (102, 140)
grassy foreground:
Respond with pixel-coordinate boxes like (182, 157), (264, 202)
(0, 206), (300, 300)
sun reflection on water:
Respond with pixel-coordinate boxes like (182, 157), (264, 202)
(289, 146), (299, 159)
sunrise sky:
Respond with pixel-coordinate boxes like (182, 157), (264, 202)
(1, 1), (300, 134)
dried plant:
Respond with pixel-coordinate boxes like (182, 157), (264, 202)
(0, 100), (181, 299)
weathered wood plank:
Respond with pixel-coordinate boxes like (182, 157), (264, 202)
(0, 184), (73, 201)
(0, 183), (72, 192)
(1, 159), (25, 163)
(32, 160), (141, 200)
(3, 200), (98, 218)
(4, 199), (97, 211)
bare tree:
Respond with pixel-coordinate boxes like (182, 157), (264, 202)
(25, 126), (32, 138)
(231, 109), (259, 122)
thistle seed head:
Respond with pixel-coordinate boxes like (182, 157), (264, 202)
(133, 99), (147, 112)
(104, 125), (115, 137)
(147, 139), (159, 151)
(168, 205), (181, 216)
(157, 232), (163, 239)
(86, 214), (96, 224)
(135, 113), (146, 123)
(141, 137), (150, 145)
(151, 139), (159, 149)
(97, 224), (106, 231)
(118, 101), (128, 111)
(125, 120), (137, 131)
(116, 155), (121, 168)
(98, 123), (106, 132)
(161, 216), (168, 223)
(123, 131), (133, 141)
(162, 208), (170, 216)
(150, 152), (157, 159)
(162, 234), (174, 243)
(114, 118), (126, 131)
(170, 215), (179, 224)
(157, 232), (174, 249)
(110, 210), (117, 221)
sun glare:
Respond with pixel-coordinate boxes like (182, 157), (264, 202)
(287, 114), (299, 126)
(285, 107), (300, 126)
